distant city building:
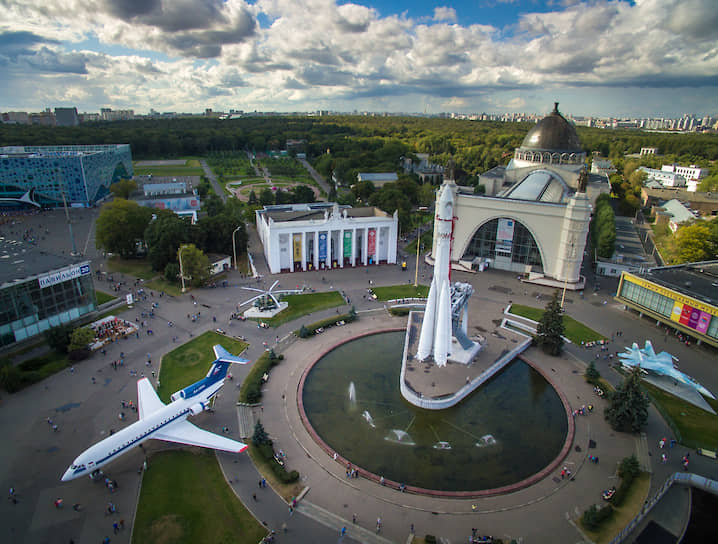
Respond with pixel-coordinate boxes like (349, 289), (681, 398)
(640, 147), (659, 156)
(54, 107), (79, 127)
(661, 164), (709, 192)
(356, 172), (398, 188)
(29, 110), (55, 126)
(402, 153), (444, 184)
(638, 167), (686, 188)
(654, 199), (697, 232)
(100, 108), (135, 121)
(0, 237), (96, 347)
(78, 112), (101, 123)
(0, 145), (133, 208)
(641, 186), (718, 217)
(256, 202), (398, 274)
(1, 112), (29, 124)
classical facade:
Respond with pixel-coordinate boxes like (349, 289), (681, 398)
(434, 104), (606, 289)
(256, 203), (398, 274)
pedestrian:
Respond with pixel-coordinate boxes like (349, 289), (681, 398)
(252, 493), (257, 501)
(352, 513), (356, 524)
(262, 478), (266, 488)
(376, 517), (382, 533)
(113, 522), (119, 534)
(340, 527), (346, 536)
(73, 503), (81, 511)
(410, 523), (414, 534)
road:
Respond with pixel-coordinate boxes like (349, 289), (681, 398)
(298, 157), (332, 195)
(200, 159), (226, 203)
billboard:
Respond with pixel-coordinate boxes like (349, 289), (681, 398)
(496, 218), (514, 255)
(343, 231), (352, 258)
(318, 232), (327, 260)
(293, 234), (302, 262)
(39, 263), (90, 288)
(367, 228), (376, 258)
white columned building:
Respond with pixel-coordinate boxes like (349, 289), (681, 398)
(256, 203), (399, 274)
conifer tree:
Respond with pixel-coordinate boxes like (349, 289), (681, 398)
(535, 291), (565, 356)
(605, 367), (649, 433)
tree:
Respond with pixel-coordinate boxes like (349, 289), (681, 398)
(109, 179), (137, 199)
(164, 262), (179, 282)
(45, 323), (74, 354)
(252, 421), (272, 446)
(248, 189), (258, 205)
(585, 361), (601, 385)
(259, 188), (275, 206)
(95, 199), (153, 258)
(68, 327), (95, 359)
(604, 367), (649, 433)
(144, 209), (191, 271)
(178, 243), (210, 287)
(535, 291), (565, 356)
(292, 184), (316, 203)
(674, 223), (715, 263)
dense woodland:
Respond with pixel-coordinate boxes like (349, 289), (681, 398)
(2, 116), (717, 189)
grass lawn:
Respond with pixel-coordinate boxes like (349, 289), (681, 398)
(144, 278), (184, 297)
(509, 304), (607, 344)
(157, 331), (248, 403)
(105, 257), (157, 280)
(247, 444), (303, 502)
(257, 291), (345, 327)
(133, 449), (266, 544)
(132, 165), (205, 177)
(3, 351), (71, 392)
(95, 290), (116, 305)
(371, 284), (429, 301)
(580, 473), (650, 544)
(642, 382), (718, 450)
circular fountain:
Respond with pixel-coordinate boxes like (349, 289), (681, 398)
(300, 331), (570, 494)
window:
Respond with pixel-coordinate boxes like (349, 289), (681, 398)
(462, 218), (543, 269)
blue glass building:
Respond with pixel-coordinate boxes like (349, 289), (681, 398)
(0, 145), (133, 208)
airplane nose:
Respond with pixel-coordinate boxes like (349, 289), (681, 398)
(61, 468), (73, 482)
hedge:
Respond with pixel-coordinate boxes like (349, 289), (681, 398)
(238, 350), (283, 404)
(295, 308), (357, 338)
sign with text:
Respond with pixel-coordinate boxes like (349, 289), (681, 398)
(293, 234), (302, 262)
(318, 232), (327, 260)
(343, 231), (352, 258)
(38, 263), (90, 289)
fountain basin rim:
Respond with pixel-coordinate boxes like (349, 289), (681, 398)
(297, 328), (576, 498)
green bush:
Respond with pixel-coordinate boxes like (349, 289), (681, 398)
(425, 535), (437, 544)
(585, 361), (601, 385)
(581, 503), (614, 531)
(389, 307), (411, 316)
(296, 309), (358, 338)
(0, 363), (23, 393)
(239, 350), (281, 403)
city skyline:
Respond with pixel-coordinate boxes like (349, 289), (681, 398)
(1, 0), (717, 117)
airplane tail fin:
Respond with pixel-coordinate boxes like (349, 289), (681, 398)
(207, 344), (250, 379)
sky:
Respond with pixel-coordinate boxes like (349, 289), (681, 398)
(1, 0), (717, 118)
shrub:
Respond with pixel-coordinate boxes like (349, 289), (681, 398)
(298, 325), (310, 338)
(295, 310), (358, 337)
(45, 324), (73, 354)
(618, 454), (640, 479)
(581, 503), (613, 531)
(0, 363), (23, 393)
(425, 536), (437, 544)
(585, 361), (601, 384)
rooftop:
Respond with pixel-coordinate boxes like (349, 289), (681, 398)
(0, 235), (81, 286)
(518, 103), (582, 153)
(633, 261), (718, 307)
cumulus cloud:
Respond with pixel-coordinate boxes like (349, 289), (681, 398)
(0, 0), (716, 114)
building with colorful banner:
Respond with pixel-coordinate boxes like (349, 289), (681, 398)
(616, 262), (718, 348)
(0, 237), (97, 347)
(256, 202), (398, 274)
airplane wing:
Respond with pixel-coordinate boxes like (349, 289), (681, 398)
(212, 344), (250, 365)
(153, 420), (248, 453)
(137, 377), (166, 420)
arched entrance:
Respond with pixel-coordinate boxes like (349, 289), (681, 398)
(461, 218), (544, 272)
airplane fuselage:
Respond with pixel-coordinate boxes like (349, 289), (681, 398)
(62, 380), (222, 481)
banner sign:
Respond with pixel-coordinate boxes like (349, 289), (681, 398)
(624, 274), (717, 316)
(496, 218), (514, 255)
(343, 231), (352, 258)
(293, 234), (302, 262)
(39, 263), (90, 288)
(318, 232), (327, 260)
(367, 229), (376, 258)
(671, 301), (714, 334)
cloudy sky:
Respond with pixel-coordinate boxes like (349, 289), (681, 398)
(1, 0), (717, 117)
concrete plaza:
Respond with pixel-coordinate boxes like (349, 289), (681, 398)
(1, 208), (716, 543)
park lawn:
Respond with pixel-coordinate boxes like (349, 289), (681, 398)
(133, 449), (265, 544)
(371, 284), (430, 301)
(580, 473), (650, 544)
(157, 331), (248, 403)
(105, 257), (157, 280)
(509, 304), (606, 344)
(95, 290), (116, 305)
(132, 165), (205, 177)
(144, 278), (183, 297)
(247, 444), (303, 502)
(642, 383), (718, 450)
(259, 291), (345, 327)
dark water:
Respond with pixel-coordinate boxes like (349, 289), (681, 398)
(302, 331), (568, 491)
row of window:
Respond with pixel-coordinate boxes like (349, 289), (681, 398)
(462, 218), (543, 269)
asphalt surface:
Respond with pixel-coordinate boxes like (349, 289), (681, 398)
(1, 206), (717, 543)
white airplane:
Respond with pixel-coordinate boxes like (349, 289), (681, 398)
(61, 345), (250, 481)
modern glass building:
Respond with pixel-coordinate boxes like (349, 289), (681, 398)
(0, 238), (96, 347)
(616, 262), (718, 348)
(0, 144), (133, 208)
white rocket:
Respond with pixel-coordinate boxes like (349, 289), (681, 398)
(416, 183), (454, 366)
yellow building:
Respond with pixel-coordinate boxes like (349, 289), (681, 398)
(616, 262), (718, 348)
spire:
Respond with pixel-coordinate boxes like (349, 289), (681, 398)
(553, 102), (559, 114)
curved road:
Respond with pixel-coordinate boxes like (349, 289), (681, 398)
(200, 159), (226, 203)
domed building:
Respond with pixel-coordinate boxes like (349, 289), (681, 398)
(430, 104), (609, 290)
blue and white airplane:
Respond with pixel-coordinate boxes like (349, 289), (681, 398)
(61, 345), (250, 481)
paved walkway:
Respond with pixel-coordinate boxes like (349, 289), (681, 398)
(1, 209), (717, 543)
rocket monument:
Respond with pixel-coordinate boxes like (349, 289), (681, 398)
(416, 182), (481, 367)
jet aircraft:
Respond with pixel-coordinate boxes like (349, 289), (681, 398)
(62, 345), (249, 481)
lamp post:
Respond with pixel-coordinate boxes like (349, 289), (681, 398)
(57, 168), (78, 256)
(232, 226), (242, 271)
(414, 225), (421, 287)
(178, 244), (189, 293)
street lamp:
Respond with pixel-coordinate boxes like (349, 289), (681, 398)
(232, 226), (242, 271)
(178, 244), (190, 293)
